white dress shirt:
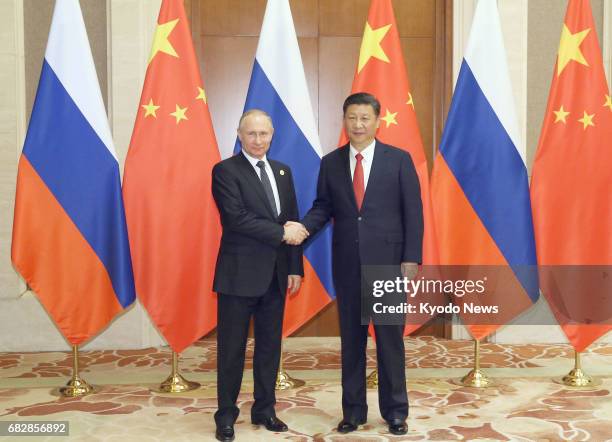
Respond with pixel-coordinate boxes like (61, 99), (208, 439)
(242, 150), (281, 215)
(349, 140), (376, 190)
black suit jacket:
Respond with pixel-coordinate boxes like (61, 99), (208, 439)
(302, 141), (423, 289)
(212, 152), (304, 297)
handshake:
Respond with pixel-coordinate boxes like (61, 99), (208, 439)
(283, 221), (309, 245)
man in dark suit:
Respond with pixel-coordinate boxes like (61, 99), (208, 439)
(291, 93), (423, 436)
(211, 109), (308, 442)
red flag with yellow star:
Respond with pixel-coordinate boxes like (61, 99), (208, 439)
(531, 0), (612, 352)
(122, 0), (221, 353)
(345, 0), (440, 334)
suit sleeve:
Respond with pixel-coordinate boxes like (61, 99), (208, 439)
(400, 152), (424, 263)
(286, 169), (304, 276)
(301, 158), (333, 236)
(212, 162), (284, 247)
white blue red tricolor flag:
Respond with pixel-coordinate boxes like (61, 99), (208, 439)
(235, 0), (334, 335)
(11, 0), (135, 345)
(431, 0), (538, 340)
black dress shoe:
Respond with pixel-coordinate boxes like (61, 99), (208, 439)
(251, 416), (288, 432)
(388, 419), (408, 435)
(337, 418), (366, 433)
(215, 424), (234, 442)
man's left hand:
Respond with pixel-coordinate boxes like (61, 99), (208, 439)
(287, 275), (302, 294)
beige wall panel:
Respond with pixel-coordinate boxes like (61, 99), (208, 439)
(318, 36), (360, 152)
(293, 302), (340, 336)
(0, 0), (23, 300)
(298, 37), (320, 127)
(318, 36), (434, 163)
(201, 36), (318, 159)
(199, 0), (317, 37)
(393, 0), (436, 37)
(200, 37), (258, 158)
(320, 0), (434, 37)
(319, 0), (370, 36)
(24, 0), (108, 119)
(23, 0), (53, 119)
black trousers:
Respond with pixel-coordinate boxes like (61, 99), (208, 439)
(214, 280), (285, 426)
(335, 255), (408, 423)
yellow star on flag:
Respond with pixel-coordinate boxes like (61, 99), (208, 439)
(142, 98), (160, 118)
(381, 109), (398, 128)
(358, 22), (392, 73)
(149, 18), (179, 64)
(553, 105), (570, 124)
(196, 87), (207, 103)
(604, 95), (612, 112)
(170, 104), (188, 124)
(578, 111), (595, 130)
(557, 24), (590, 76)
(406, 92), (414, 109)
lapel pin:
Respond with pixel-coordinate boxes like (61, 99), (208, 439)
(280, 170), (285, 176)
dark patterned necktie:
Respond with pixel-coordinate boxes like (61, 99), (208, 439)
(256, 160), (278, 217)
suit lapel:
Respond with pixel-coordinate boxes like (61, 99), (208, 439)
(270, 161), (288, 217)
(339, 145), (359, 212)
(362, 141), (386, 209)
(236, 152), (277, 219)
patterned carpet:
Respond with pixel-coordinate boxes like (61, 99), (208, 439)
(1, 337), (611, 441)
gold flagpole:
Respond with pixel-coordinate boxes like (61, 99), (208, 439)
(458, 339), (493, 388)
(155, 351), (200, 393)
(59, 345), (94, 397)
(275, 341), (304, 390)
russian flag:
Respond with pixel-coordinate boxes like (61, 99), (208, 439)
(431, 0), (538, 340)
(11, 0), (135, 345)
(235, 0), (334, 335)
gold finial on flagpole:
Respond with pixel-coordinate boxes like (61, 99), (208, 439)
(58, 345), (94, 397)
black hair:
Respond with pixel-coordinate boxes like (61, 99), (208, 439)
(342, 92), (381, 116)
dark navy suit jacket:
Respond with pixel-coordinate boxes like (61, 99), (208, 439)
(301, 141), (423, 292)
(212, 152), (303, 297)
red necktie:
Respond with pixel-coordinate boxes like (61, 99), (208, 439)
(353, 153), (364, 210)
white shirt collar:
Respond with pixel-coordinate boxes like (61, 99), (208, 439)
(242, 149), (269, 168)
(349, 139), (376, 161)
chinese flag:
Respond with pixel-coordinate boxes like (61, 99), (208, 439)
(531, 0), (612, 352)
(122, 0), (221, 353)
(345, 0), (440, 334)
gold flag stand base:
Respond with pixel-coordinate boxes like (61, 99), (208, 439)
(275, 341), (305, 390)
(553, 350), (601, 389)
(275, 369), (305, 390)
(458, 368), (492, 388)
(59, 375), (95, 397)
(454, 339), (494, 388)
(153, 351), (200, 393)
(366, 369), (378, 388)
(57, 346), (95, 397)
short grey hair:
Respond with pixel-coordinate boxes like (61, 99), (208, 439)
(238, 109), (273, 130)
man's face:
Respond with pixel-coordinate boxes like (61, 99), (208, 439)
(343, 104), (380, 150)
(238, 113), (274, 159)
